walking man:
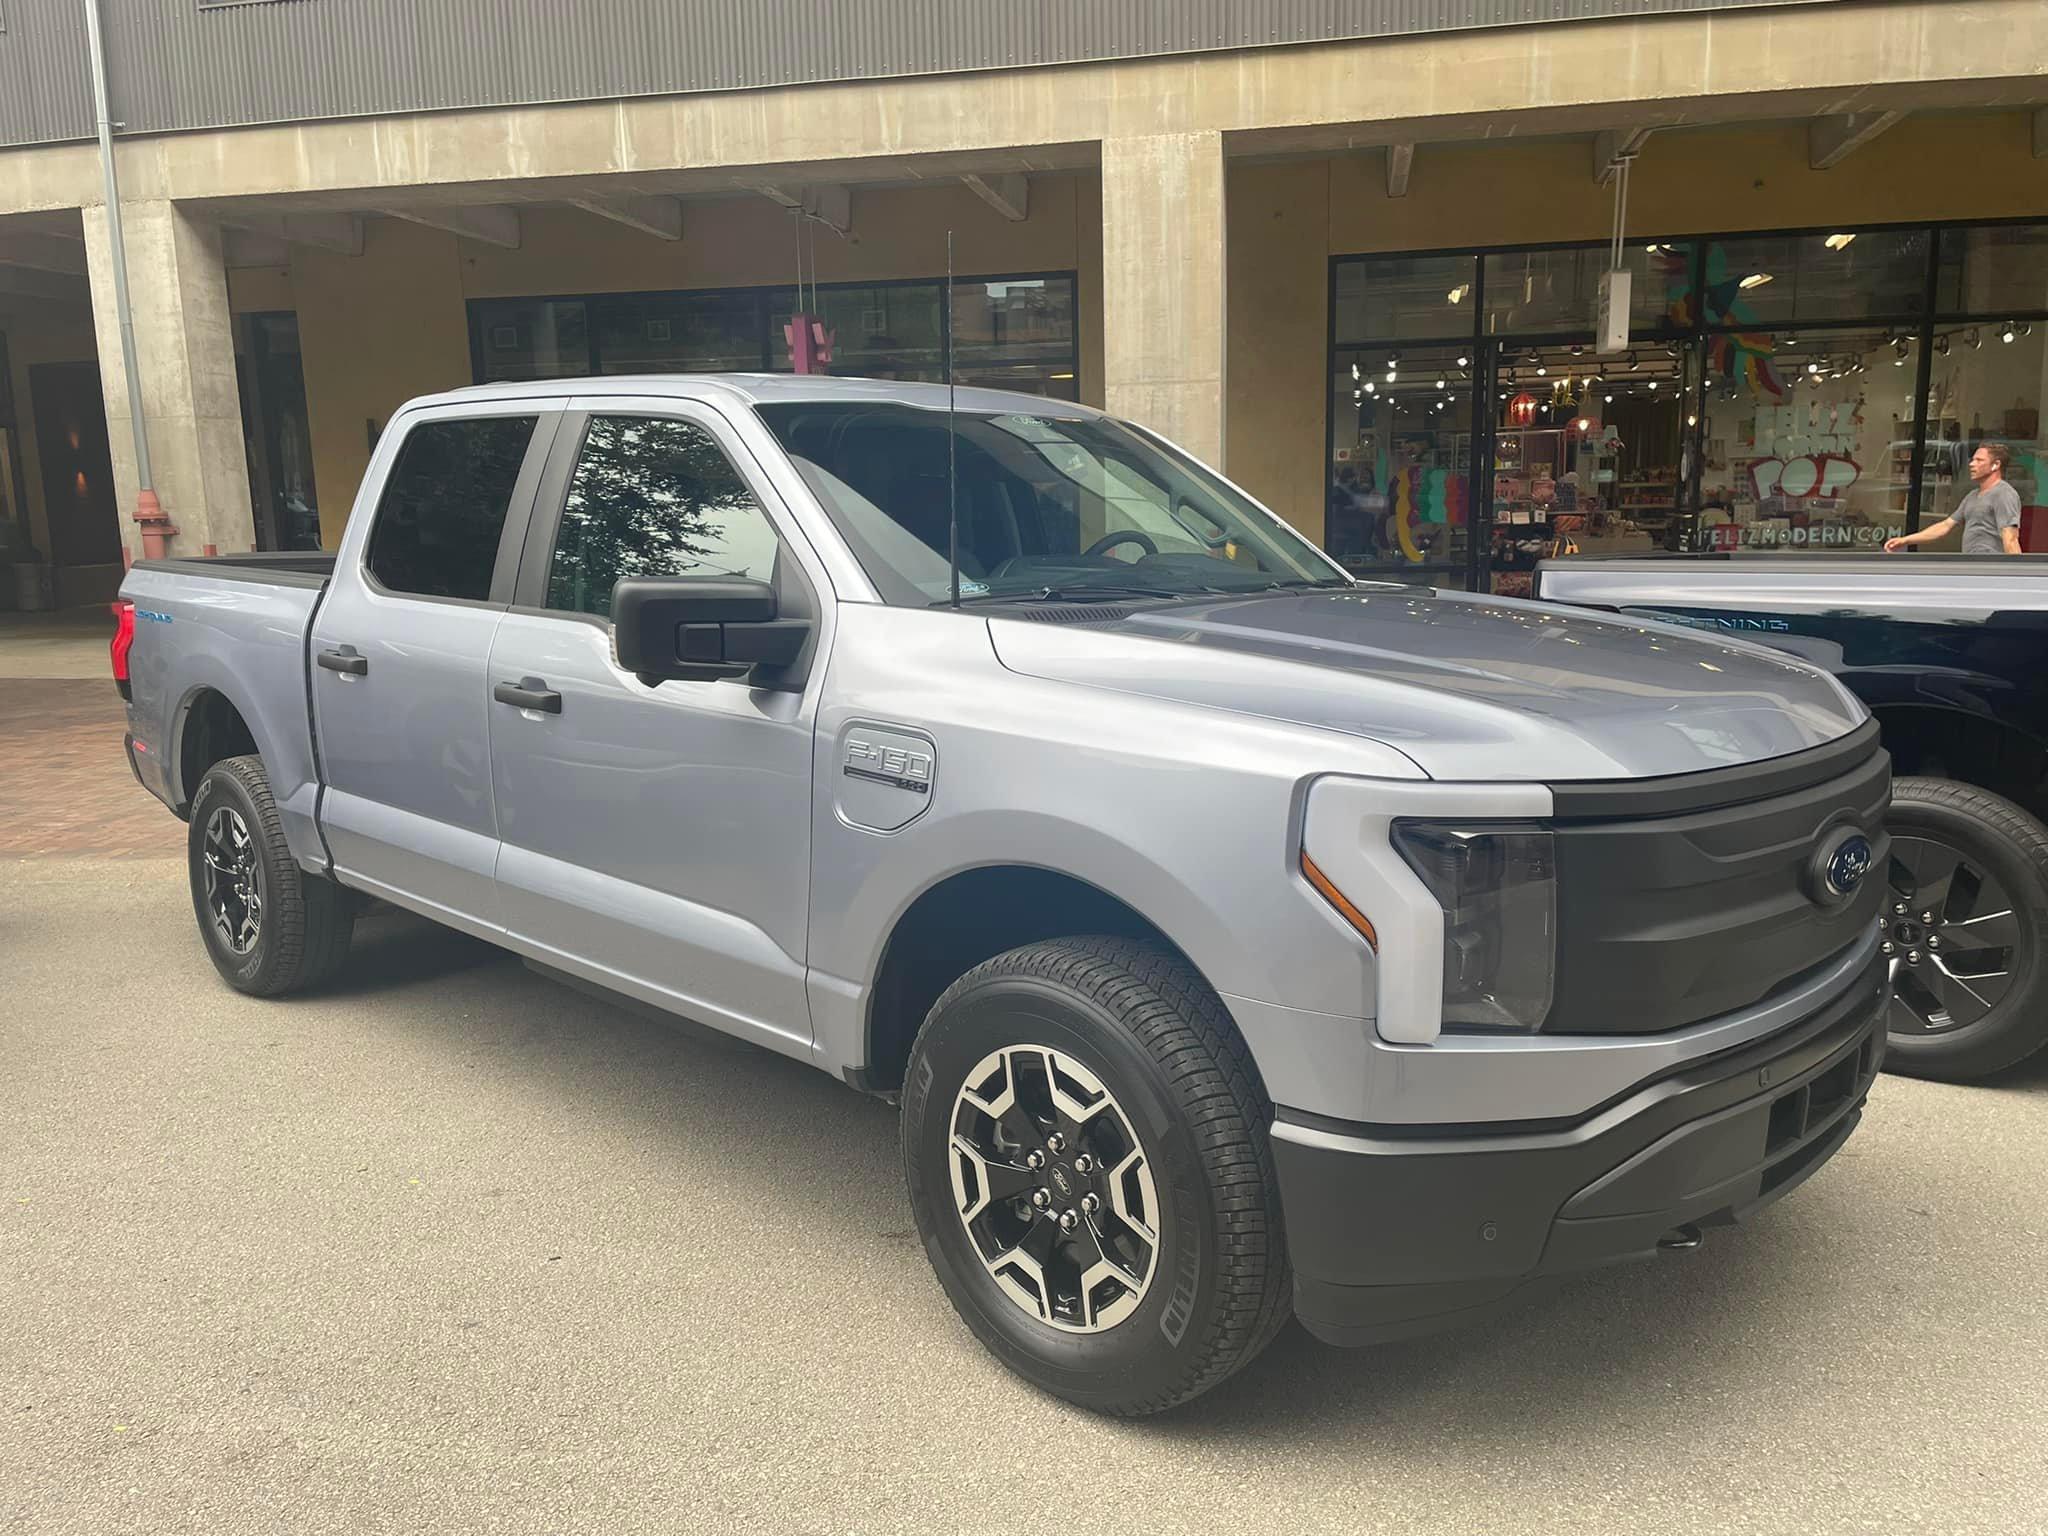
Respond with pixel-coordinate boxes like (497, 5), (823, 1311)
(1886, 442), (2024, 554)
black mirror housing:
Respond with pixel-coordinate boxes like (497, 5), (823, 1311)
(611, 576), (810, 684)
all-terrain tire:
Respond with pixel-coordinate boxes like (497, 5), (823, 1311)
(187, 755), (354, 996)
(902, 936), (1291, 1416)
(1883, 776), (2048, 1081)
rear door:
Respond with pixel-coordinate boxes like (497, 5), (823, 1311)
(483, 398), (827, 1055)
(310, 403), (558, 930)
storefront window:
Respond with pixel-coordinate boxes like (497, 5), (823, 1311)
(1915, 321), (2045, 546)
(474, 299), (590, 381)
(1935, 223), (2048, 317)
(471, 272), (1079, 396)
(1484, 243), (1692, 337)
(1335, 254), (1478, 343)
(1488, 341), (1690, 594)
(1694, 329), (1905, 552)
(952, 277), (1079, 398)
(1702, 231), (1928, 328)
(769, 283), (946, 381)
(1328, 344), (1475, 582)
(593, 292), (762, 373)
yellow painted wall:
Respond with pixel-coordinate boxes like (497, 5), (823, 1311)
(234, 174), (1103, 545)
(0, 302), (104, 559)
(1234, 111), (2048, 542)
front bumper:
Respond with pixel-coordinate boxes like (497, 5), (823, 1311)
(1272, 946), (1887, 1345)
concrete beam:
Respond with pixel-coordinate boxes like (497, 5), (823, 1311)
(0, 230), (88, 275)
(746, 183), (853, 235)
(1593, 127), (1653, 185)
(219, 211), (364, 255)
(2034, 106), (2047, 158)
(567, 195), (683, 241)
(961, 172), (1029, 222)
(383, 205), (521, 249)
(1810, 110), (1905, 169)
(0, 264), (90, 304)
(1385, 143), (1414, 199)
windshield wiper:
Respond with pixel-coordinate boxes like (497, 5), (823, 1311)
(935, 584), (1198, 607)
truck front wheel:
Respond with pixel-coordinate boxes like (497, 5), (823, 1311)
(187, 755), (354, 997)
(1883, 776), (2048, 1081)
(901, 937), (1291, 1415)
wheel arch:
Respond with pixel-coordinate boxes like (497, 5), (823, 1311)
(859, 862), (1230, 1097)
(170, 684), (262, 817)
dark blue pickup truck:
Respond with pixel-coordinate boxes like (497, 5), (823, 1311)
(1537, 555), (2048, 1082)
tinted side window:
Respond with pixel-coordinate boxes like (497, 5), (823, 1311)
(365, 416), (536, 600)
(545, 415), (781, 617)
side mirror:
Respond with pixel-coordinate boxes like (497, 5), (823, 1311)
(611, 576), (810, 685)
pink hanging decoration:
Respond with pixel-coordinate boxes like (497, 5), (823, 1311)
(784, 313), (836, 374)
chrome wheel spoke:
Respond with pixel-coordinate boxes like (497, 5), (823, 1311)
(948, 1041), (1159, 1336)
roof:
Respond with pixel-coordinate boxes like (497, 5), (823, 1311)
(416, 373), (1104, 420)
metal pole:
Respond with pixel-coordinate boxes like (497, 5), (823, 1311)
(84, 0), (173, 555)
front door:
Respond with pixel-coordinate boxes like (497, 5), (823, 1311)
(485, 401), (823, 1055)
(309, 404), (557, 929)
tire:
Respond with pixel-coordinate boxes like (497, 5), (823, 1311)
(902, 936), (1290, 1416)
(1882, 776), (2048, 1082)
(187, 755), (354, 997)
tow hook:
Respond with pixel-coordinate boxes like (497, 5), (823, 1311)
(1657, 1223), (1704, 1252)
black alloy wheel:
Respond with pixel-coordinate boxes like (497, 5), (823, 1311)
(200, 804), (265, 956)
(187, 755), (355, 996)
(1881, 777), (2048, 1081)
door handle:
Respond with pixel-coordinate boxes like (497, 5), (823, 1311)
(317, 646), (368, 676)
(494, 677), (562, 714)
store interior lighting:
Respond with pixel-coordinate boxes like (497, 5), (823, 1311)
(1823, 232), (1856, 250)
(1738, 272), (1773, 289)
(2002, 323), (2018, 344)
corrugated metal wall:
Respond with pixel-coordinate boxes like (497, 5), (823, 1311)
(0, 0), (1833, 150)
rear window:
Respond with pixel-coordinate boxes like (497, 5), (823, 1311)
(365, 416), (537, 601)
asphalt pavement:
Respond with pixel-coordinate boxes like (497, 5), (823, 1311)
(3, 642), (2047, 1533)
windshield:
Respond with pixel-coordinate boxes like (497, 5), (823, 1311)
(752, 402), (1347, 605)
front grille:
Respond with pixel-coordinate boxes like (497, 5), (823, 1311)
(1545, 741), (1890, 1034)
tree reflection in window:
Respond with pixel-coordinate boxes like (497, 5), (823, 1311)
(546, 415), (781, 617)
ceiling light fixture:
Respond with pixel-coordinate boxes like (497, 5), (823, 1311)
(1457, 354), (1470, 367)
(2002, 322), (2018, 344)
(1738, 272), (1774, 289)
(1446, 285), (1468, 305)
(1604, 393), (1614, 403)
(1823, 233), (1856, 251)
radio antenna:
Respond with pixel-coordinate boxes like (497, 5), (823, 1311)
(946, 229), (961, 609)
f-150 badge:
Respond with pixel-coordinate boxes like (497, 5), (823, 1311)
(836, 726), (938, 833)
(844, 733), (933, 793)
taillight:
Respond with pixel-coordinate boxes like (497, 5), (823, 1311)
(111, 600), (135, 700)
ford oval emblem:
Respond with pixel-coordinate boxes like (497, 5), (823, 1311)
(1810, 828), (1874, 905)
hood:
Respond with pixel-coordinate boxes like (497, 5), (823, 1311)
(986, 587), (1867, 782)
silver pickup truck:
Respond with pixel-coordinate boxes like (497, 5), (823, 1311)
(116, 375), (1890, 1414)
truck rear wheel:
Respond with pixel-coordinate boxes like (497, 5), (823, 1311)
(187, 755), (354, 997)
(1882, 776), (2048, 1081)
(901, 936), (1290, 1415)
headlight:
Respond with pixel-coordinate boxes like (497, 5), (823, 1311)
(1391, 820), (1556, 1032)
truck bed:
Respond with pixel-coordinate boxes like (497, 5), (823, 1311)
(120, 552), (335, 873)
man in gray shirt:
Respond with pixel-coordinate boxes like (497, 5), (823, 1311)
(1886, 441), (2024, 555)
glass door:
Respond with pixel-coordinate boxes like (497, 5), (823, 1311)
(1326, 342), (1480, 587)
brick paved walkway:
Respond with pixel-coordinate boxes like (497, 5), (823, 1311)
(0, 679), (184, 858)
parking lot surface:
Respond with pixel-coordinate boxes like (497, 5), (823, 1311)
(3, 665), (2046, 1535)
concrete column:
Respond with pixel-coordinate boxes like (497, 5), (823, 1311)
(1100, 131), (1227, 468)
(81, 199), (254, 558)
